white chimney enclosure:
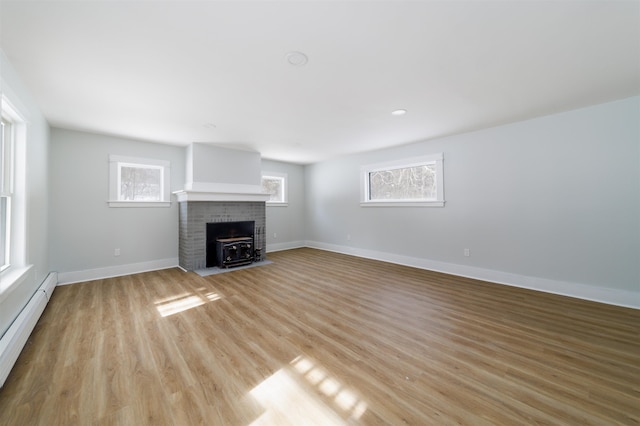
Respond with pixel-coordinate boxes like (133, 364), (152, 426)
(173, 143), (270, 202)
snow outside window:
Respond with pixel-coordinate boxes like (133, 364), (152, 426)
(361, 153), (444, 207)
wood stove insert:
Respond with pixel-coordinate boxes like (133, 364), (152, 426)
(206, 221), (255, 268)
(216, 237), (254, 268)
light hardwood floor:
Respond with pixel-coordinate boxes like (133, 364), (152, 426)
(1, 248), (638, 425)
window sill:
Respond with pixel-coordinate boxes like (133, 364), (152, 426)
(0, 264), (33, 303)
(266, 202), (289, 207)
(108, 201), (171, 208)
(360, 201), (445, 207)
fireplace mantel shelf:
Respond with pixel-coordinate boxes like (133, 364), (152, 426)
(173, 190), (271, 203)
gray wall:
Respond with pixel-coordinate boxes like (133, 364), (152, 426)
(189, 143), (261, 187)
(0, 51), (50, 337)
(305, 97), (640, 297)
(37, 96), (640, 306)
(48, 133), (308, 278)
(49, 128), (185, 278)
(262, 159), (306, 251)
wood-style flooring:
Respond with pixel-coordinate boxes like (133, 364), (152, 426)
(1, 248), (638, 425)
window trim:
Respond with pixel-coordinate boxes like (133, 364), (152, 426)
(108, 155), (171, 208)
(262, 171), (288, 206)
(1, 117), (13, 272)
(360, 153), (445, 207)
(0, 91), (29, 285)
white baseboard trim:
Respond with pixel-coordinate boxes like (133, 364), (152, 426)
(304, 241), (640, 310)
(266, 241), (306, 253)
(57, 258), (179, 285)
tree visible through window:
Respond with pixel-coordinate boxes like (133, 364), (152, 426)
(108, 155), (171, 207)
(361, 153), (444, 207)
(119, 164), (162, 201)
(369, 164), (436, 201)
(261, 173), (288, 204)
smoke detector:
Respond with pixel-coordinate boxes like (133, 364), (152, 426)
(285, 51), (308, 66)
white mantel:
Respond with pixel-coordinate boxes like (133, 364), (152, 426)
(173, 190), (270, 202)
(174, 181), (270, 202)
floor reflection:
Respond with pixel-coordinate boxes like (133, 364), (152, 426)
(154, 291), (222, 317)
(249, 355), (367, 425)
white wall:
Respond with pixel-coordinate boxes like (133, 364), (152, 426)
(304, 97), (640, 307)
(0, 51), (50, 337)
(262, 159), (306, 252)
(50, 128), (185, 283)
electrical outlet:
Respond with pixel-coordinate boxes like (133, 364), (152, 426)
(114, 248), (121, 256)
(347, 234), (351, 241)
(464, 248), (470, 257)
(273, 233), (277, 238)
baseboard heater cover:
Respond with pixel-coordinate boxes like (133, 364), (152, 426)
(39, 271), (57, 300)
(0, 272), (57, 388)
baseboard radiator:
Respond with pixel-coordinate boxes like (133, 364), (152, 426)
(0, 272), (57, 388)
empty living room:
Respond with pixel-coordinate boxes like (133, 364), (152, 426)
(0, 1), (638, 425)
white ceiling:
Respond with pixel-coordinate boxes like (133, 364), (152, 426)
(1, 1), (638, 164)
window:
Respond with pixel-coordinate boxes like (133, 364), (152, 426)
(108, 155), (171, 207)
(361, 153), (444, 207)
(262, 172), (288, 205)
(0, 93), (27, 281)
(0, 117), (13, 271)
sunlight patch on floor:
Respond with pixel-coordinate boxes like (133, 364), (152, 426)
(154, 292), (193, 304)
(291, 355), (367, 420)
(248, 355), (367, 425)
(205, 292), (222, 301)
(154, 291), (222, 317)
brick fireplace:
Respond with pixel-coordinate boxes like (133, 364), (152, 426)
(175, 143), (270, 271)
(177, 200), (266, 271)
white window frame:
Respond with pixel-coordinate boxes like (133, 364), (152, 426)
(262, 172), (288, 206)
(0, 91), (30, 296)
(1, 117), (14, 272)
(360, 153), (445, 207)
(108, 155), (171, 207)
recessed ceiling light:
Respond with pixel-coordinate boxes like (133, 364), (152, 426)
(285, 51), (308, 66)
(391, 109), (407, 116)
